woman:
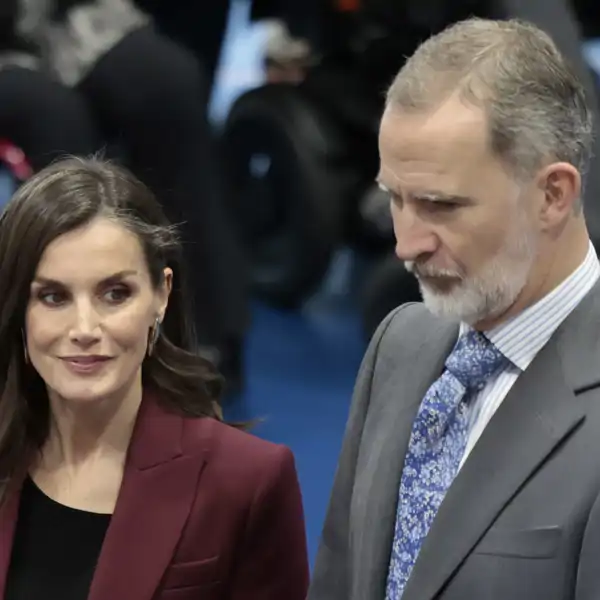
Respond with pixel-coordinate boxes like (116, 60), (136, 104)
(17, 0), (249, 391)
(0, 157), (309, 599)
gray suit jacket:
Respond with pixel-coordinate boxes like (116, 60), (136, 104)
(308, 281), (600, 600)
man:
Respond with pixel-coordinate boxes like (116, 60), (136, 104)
(308, 17), (600, 600)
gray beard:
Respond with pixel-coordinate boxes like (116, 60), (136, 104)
(410, 221), (538, 325)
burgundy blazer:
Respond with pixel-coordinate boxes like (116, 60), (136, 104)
(0, 393), (310, 599)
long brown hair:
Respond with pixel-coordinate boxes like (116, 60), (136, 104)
(0, 156), (225, 500)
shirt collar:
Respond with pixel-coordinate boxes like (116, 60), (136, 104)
(460, 241), (600, 371)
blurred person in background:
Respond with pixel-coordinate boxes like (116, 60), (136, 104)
(14, 0), (249, 393)
(0, 157), (309, 600)
(310, 17), (600, 600)
(0, 0), (97, 172)
(140, 0), (318, 87)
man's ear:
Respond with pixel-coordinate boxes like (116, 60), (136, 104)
(536, 162), (581, 229)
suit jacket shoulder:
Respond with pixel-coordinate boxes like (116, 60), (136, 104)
(365, 302), (458, 403)
(185, 418), (310, 599)
(375, 302), (456, 353)
(182, 417), (295, 482)
(139, 407), (309, 600)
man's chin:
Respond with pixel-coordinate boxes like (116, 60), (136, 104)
(419, 284), (486, 324)
(417, 275), (462, 294)
(420, 282), (521, 326)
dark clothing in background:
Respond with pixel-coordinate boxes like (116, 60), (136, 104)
(0, 66), (98, 171)
(77, 25), (249, 347)
(0, 2), (249, 361)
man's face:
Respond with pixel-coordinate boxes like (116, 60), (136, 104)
(377, 97), (541, 325)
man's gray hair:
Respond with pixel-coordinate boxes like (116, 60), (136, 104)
(386, 18), (594, 207)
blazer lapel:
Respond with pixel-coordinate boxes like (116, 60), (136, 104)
(402, 334), (586, 600)
(88, 394), (209, 600)
(354, 315), (459, 600)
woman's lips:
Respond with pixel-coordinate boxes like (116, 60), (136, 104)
(61, 356), (113, 375)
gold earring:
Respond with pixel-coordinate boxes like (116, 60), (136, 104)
(147, 318), (161, 356)
(21, 329), (29, 364)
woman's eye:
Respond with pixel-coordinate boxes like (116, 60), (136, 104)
(103, 286), (131, 304)
(38, 290), (67, 307)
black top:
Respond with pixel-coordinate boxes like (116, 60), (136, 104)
(4, 477), (111, 600)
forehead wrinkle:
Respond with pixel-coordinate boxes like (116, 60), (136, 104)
(378, 160), (448, 195)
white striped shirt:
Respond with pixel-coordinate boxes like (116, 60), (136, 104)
(458, 241), (600, 467)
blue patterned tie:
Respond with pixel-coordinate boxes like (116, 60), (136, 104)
(385, 329), (510, 599)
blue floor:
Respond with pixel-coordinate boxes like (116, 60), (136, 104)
(226, 297), (364, 565)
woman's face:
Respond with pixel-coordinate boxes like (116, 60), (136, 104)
(24, 217), (172, 405)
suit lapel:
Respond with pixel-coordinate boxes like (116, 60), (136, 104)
(88, 394), (210, 600)
(354, 313), (459, 600)
(401, 333), (586, 600)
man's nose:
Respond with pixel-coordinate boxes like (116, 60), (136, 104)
(392, 207), (438, 263)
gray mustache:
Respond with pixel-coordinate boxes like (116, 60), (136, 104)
(405, 261), (463, 279)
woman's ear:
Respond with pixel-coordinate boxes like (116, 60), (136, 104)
(156, 267), (173, 320)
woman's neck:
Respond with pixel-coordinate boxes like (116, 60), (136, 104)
(40, 379), (143, 472)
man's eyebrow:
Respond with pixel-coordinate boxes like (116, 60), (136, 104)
(375, 177), (473, 204)
(32, 269), (139, 286)
(411, 191), (471, 202)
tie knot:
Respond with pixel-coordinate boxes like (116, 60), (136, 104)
(445, 330), (508, 392)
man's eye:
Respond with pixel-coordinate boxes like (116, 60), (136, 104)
(425, 200), (459, 211)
